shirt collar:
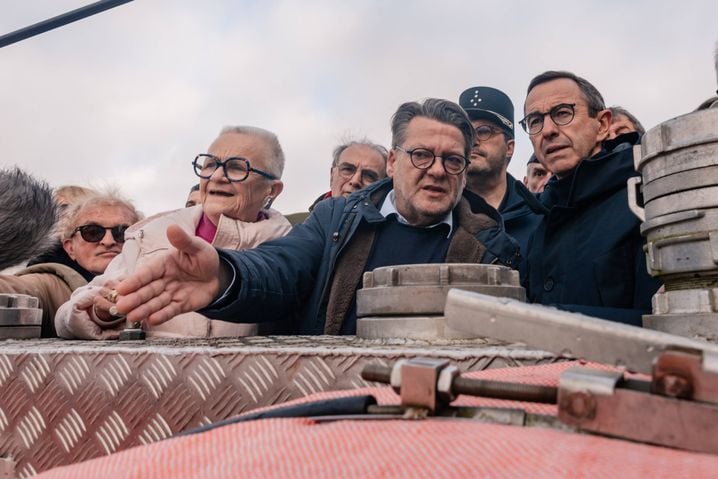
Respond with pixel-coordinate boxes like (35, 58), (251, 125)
(378, 189), (454, 237)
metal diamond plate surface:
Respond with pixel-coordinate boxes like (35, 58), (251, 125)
(0, 336), (558, 477)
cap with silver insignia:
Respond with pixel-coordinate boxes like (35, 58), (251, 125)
(459, 86), (514, 137)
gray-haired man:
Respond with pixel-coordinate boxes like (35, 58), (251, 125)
(329, 140), (388, 198)
(286, 139), (387, 225)
(607, 106), (645, 140)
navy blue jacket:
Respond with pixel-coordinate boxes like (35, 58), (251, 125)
(525, 136), (662, 325)
(206, 178), (520, 334)
(499, 173), (545, 257)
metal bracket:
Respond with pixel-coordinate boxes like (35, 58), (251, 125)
(626, 176), (645, 222)
(557, 352), (718, 454)
(366, 352), (718, 454)
(388, 358), (452, 413)
(651, 349), (718, 402)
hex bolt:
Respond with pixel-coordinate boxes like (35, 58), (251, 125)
(560, 391), (596, 420)
(655, 374), (692, 399)
(118, 322), (145, 341)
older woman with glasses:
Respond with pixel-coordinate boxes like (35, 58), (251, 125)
(55, 126), (291, 339)
(0, 191), (141, 337)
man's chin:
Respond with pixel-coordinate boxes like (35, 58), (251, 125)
(545, 157), (580, 178)
(413, 202), (454, 225)
(467, 167), (501, 179)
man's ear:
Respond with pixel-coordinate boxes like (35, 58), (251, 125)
(386, 149), (396, 178)
(506, 138), (515, 162)
(596, 109), (612, 142)
(62, 238), (77, 260)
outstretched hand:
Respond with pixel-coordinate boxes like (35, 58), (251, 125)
(115, 224), (221, 325)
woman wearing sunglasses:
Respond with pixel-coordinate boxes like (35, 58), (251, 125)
(55, 126), (291, 339)
(0, 192), (141, 337)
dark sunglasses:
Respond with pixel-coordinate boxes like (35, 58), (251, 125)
(73, 224), (129, 243)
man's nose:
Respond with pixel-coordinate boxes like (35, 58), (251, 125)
(99, 230), (116, 246)
(427, 156), (448, 177)
(541, 117), (560, 137)
(349, 168), (363, 186)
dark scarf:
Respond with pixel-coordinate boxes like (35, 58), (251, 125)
(27, 241), (95, 282)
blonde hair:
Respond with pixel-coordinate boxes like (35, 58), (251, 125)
(53, 185), (99, 238)
(54, 185), (97, 207)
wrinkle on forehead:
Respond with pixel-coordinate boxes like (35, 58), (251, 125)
(402, 117), (465, 156)
(74, 206), (136, 227)
(338, 145), (386, 173)
(524, 78), (585, 115)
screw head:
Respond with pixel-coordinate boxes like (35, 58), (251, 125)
(560, 391), (597, 420)
(655, 374), (692, 399)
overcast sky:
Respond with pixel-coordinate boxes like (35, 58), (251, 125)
(2, 1), (717, 217)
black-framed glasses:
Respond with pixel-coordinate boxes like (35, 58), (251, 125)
(395, 146), (468, 175)
(474, 125), (505, 142)
(73, 224), (129, 243)
(192, 154), (278, 182)
(333, 162), (381, 184)
(519, 103), (576, 135)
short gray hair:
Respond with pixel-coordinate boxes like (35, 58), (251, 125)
(608, 106), (645, 135)
(331, 139), (389, 168)
(525, 71), (606, 116)
(63, 190), (142, 239)
(391, 98), (475, 158)
(219, 126), (285, 178)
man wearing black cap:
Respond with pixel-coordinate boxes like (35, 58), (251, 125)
(459, 86), (543, 259)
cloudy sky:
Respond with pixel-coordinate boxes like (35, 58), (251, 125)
(2, 1), (717, 217)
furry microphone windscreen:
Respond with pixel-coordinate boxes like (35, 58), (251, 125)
(0, 168), (58, 270)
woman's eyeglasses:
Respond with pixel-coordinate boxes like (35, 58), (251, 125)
(193, 154), (277, 182)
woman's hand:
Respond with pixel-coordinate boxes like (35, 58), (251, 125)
(90, 280), (123, 323)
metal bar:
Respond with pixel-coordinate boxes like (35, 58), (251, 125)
(444, 289), (718, 374)
(453, 376), (557, 404)
(0, 0), (134, 49)
(361, 363), (558, 404)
